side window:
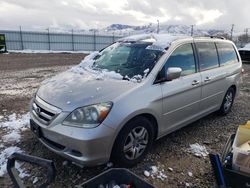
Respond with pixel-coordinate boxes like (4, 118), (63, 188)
(163, 43), (196, 76)
(216, 42), (238, 66)
(196, 42), (219, 71)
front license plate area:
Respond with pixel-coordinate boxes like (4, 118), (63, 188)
(30, 119), (42, 138)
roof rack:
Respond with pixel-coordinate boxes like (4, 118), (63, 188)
(209, 36), (226, 40)
(193, 35), (226, 40)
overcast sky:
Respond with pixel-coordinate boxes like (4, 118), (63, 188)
(0, 0), (249, 32)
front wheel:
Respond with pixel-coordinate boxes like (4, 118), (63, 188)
(218, 87), (235, 115)
(111, 117), (154, 167)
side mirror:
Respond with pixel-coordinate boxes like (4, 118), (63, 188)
(166, 67), (182, 81)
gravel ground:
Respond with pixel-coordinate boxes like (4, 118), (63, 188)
(0, 53), (249, 188)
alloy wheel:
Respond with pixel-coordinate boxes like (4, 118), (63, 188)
(123, 126), (149, 160)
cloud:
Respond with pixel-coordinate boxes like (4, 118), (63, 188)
(0, 0), (249, 32)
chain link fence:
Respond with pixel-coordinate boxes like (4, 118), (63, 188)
(0, 29), (126, 51)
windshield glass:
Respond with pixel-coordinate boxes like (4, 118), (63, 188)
(92, 42), (164, 79)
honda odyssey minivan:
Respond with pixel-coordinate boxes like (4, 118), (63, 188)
(30, 34), (242, 167)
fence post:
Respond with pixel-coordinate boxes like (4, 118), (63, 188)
(19, 26), (24, 50)
(93, 30), (96, 51)
(47, 28), (51, 51)
(71, 29), (74, 51)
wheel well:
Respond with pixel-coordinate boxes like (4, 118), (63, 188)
(110, 113), (159, 159)
(230, 85), (236, 94)
(136, 113), (158, 140)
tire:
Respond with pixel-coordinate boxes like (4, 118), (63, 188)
(218, 87), (235, 115)
(111, 116), (154, 167)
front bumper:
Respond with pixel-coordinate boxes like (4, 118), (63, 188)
(30, 101), (116, 166)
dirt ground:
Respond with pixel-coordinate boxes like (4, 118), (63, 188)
(0, 53), (250, 188)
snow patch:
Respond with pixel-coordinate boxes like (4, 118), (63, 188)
(33, 176), (39, 184)
(144, 165), (167, 181)
(3, 131), (21, 143)
(0, 146), (22, 177)
(0, 113), (30, 143)
(189, 143), (209, 157)
(0, 113), (30, 177)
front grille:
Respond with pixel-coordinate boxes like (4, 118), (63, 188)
(32, 96), (61, 125)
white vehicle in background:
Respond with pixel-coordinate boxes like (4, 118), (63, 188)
(238, 43), (250, 62)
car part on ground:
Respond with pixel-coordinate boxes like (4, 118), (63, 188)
(7, 152), (56, 188)
(7, 152), (154, 188)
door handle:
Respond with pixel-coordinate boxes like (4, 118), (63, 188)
(204, 77), (211, 82)
(192, 80), (200, 86)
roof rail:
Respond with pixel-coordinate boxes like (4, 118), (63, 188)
(193, 35), (226, 40)
(209, 36), (226, 40)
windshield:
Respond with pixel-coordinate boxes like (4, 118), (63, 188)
(92, 42), (164, 79)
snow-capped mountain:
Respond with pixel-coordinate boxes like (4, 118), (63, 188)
(102, 23), (226, 37)
(44, 23), (228, 37)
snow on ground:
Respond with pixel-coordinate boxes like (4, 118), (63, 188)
(189, 143), (209, 158)
(0, 113), (30, 177)
(8, 49), (92, 54)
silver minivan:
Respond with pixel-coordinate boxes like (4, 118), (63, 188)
(30, 34), (242, 166)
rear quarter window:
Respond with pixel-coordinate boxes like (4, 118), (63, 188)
(195, 42), (219, 71)
(216, 42), (238, 66)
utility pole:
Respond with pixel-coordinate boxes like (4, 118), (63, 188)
(190, 25), (194, 36)
(245, 28), (250, 43)
(230, 24), (235, 40)
(157, 20), (160, 34)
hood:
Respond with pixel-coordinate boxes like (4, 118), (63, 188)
(37, 70), (138, 112)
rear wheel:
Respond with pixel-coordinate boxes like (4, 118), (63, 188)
(218, 87), (235, 115)
(111, 117), (154, 167)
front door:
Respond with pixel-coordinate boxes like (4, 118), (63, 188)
(160, 43), (202, 133)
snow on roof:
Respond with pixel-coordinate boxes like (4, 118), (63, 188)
(118, 33), (190, 49)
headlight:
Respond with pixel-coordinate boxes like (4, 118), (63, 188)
(62, 102), (112, 128)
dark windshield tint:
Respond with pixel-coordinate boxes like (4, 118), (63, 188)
(93, 42), (164, 78)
